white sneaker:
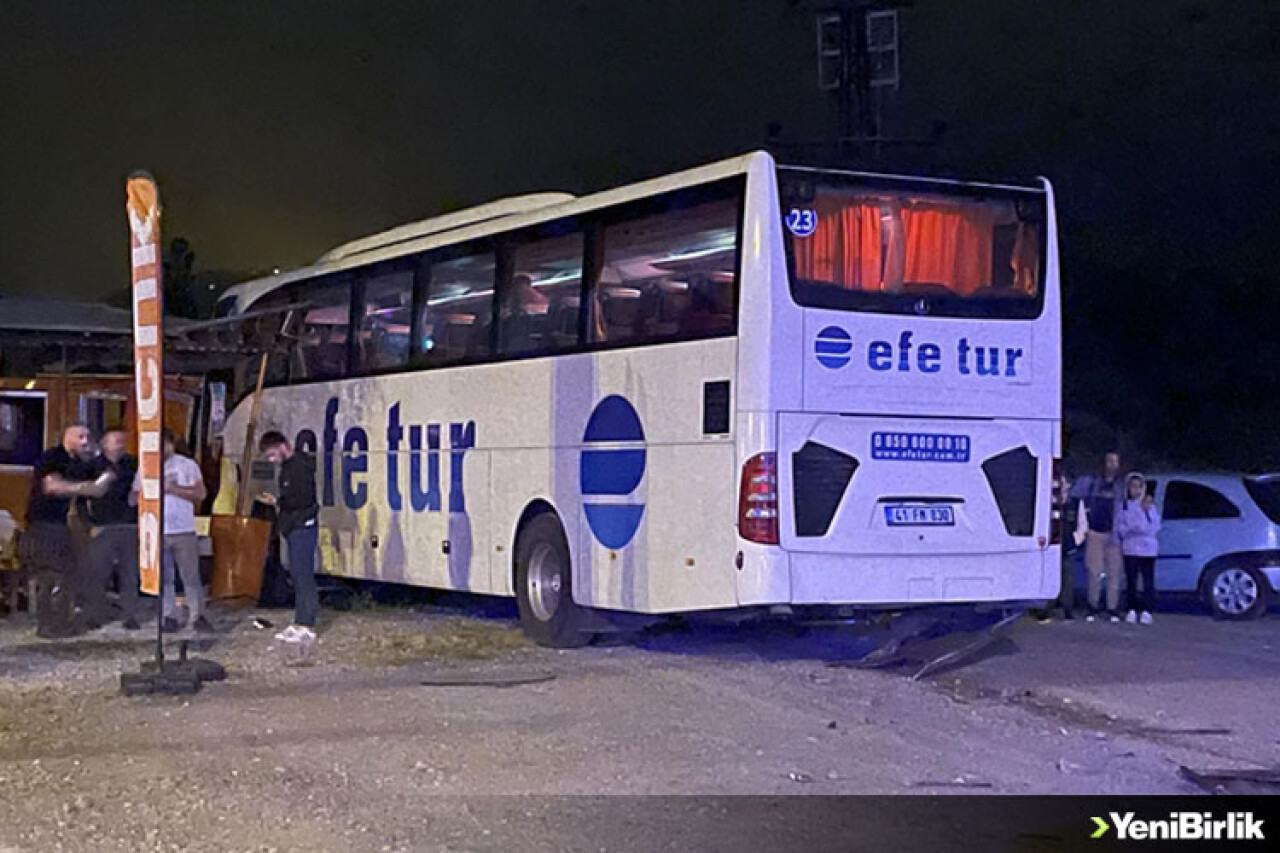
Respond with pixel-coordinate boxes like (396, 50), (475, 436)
(1125, 610), (1138, 624)
(1139, 611), (1153, 626)
(1109, 614), (1121, 624)
(274, 625), (303, 643)
(1085, 614), (1096, 623)
(295, 626), (317, 644)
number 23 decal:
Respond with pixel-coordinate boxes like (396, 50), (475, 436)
(785, 208), (818, 237)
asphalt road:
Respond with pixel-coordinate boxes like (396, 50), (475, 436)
(0, 600), (1277, 851)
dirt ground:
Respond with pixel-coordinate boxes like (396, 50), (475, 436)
(0, 595), (1277, 852)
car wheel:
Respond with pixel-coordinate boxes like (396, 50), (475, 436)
(1203, 564), (1269, 621)
(515, 513), (591, 648)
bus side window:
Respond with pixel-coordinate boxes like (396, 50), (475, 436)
(236, 296), (291, 388)
(590, 189), (739, 346)
(415, 249), (495, 366)
(293, 279), (352, 382)
(355, 266), (413, 374)
(498, 226), (584, 358)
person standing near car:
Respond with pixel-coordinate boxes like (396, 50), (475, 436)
(1075, 452), (1125, 622)
(1056, 473), (1080, 619)
(1115, 472), (1160, 625)
(1034, 472), (1079, 623)
(257, 431), (320, 645)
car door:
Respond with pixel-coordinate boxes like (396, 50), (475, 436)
(1156, 479), (1244, 592)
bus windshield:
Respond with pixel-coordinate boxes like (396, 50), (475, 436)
(779, 169), (1046, 319)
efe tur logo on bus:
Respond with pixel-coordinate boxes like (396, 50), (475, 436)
(580, 395), (647, 548)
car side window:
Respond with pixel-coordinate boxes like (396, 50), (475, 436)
(1163, 481), (1240, 521)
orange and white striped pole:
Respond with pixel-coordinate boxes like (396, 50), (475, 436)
(126, 173), (164, 601)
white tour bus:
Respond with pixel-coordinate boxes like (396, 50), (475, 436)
(210, 151), (1062, 646)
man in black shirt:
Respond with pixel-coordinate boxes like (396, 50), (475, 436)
(257, 431), (320, 645)
(21, 424), (113, 637)
(86, 427), (141, 629)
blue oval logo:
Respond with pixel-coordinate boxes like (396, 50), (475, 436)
(580, 396), (646, 549)
(815, 325), (853, 369)
(785, 208), (818, 238)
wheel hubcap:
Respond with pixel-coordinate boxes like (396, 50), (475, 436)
(527, 543), (563, 623)
(1212, 569), (1258, 615)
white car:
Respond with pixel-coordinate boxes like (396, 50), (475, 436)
(1143, 473), (1280, 619)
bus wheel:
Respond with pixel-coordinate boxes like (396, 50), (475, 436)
(515, 514), (591, 648)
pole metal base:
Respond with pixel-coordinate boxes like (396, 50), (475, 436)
(120, 640), (227, 696)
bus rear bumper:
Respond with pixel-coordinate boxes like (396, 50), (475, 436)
(786, 550), (1057, 606)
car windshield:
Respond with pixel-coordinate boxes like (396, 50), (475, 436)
(779, 168), (1046, 319)
(1243, 477), (1280, 525)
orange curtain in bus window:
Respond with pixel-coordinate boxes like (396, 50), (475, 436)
(792, 198), (882, 290)
(901, 206), (995, 296)
(1010, 222), (1040, 294)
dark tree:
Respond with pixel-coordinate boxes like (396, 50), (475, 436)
(162, 237), (199, 318)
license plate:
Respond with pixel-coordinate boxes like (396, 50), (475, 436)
(885, 505), (955, 526)
(871, 432), (970, 463)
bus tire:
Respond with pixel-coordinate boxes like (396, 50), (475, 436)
(514, 513), (591, 648)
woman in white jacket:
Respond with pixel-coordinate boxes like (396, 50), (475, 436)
(1115, 473), (1161, 625)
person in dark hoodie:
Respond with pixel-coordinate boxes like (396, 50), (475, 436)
(256, 431), (320, 646)
(1115, 472), (1160, 625)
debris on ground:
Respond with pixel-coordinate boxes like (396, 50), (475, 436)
(418, 673), (555, 689)
(826, 607), (1024, 680)
(911, 777), (993, 789)
(1178, 765), (1280, 794)
(908, 610), (1024, 682)
(1135, 726), (1231, 737)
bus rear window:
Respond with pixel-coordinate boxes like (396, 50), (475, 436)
(779, 170), (1046, 319)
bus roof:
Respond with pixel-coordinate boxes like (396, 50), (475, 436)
(220, 151), (765, 314)
(778, 164), (1048, 195)
(316, 192), (578, 265)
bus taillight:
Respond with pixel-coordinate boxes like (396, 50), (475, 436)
(1049, 458), (1064, 546)
(739, 452), (779, 545)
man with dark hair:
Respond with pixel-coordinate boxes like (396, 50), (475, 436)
(137, 429), (210, 633)
(86, 426), (140, 629)
(21, 424), (113, 637)
(257, 430), (320, 645)
(1074, 451), (1125, 622)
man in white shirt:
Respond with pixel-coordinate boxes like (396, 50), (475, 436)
(135, 429), (210, 633)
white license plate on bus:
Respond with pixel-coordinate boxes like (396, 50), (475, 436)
(884, 505), (955, 527)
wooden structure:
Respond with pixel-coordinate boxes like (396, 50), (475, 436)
(0, 373), (201, 523)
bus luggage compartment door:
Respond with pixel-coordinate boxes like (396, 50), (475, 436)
(777, 412), (1051, 557)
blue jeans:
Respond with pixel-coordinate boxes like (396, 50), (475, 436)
(163, 533), (203, 624)
(285, 524), (319, 627)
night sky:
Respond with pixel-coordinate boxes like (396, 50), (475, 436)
(2, 1), (1279, 465)
(2, 0), (1275, 299)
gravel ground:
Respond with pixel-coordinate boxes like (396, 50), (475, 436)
(0, 598), (1277, 851)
